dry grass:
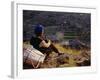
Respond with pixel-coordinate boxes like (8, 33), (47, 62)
(23, 42), (90, 69)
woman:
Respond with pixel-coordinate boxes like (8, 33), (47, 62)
(30, 24), (62, 56)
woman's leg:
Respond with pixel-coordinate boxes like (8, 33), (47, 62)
(49, 43), (59, 53)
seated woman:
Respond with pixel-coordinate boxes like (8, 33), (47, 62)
(30, 24), (62, 57)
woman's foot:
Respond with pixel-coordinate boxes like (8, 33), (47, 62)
(58, 52), (64, 55)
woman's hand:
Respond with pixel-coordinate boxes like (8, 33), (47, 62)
(48, 40), (51, 44)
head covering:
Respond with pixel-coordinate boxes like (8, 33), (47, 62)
(34, 24), (44, 34)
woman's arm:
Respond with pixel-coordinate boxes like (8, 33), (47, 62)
(39, 40), (51, 48)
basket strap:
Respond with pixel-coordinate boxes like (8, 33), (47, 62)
(34, 56), (43, 68)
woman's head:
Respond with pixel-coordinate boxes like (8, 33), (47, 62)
(34, 24), (44, 37)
